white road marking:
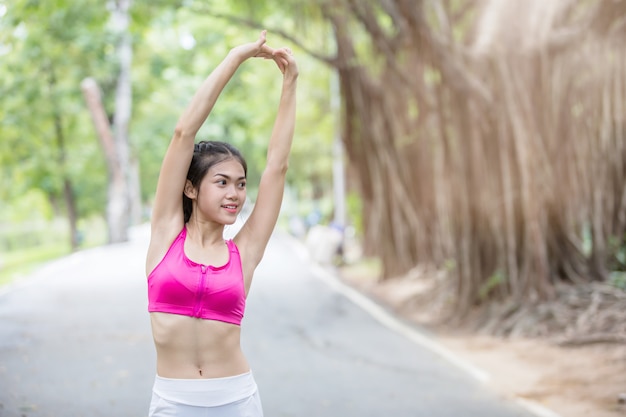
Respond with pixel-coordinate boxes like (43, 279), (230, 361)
(291, 235), (564, 417)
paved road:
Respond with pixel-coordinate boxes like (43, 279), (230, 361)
(0, 226), (534, 417)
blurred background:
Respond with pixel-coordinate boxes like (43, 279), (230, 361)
(2, 0), (626, 353)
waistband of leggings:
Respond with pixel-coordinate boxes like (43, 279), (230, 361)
(153, 370), (257, 407)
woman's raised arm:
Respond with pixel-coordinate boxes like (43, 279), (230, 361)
(150, 31), (274, 234)
(146, 31), (277, 276)
(236, 47), (298, 273)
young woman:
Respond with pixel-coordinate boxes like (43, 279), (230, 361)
(145, 31), (297, 416)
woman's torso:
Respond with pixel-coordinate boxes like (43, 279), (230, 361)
(150, 312), (249, 378)
(146, 225), (250, 379)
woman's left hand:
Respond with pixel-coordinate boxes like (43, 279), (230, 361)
(272, 47), (298, 81)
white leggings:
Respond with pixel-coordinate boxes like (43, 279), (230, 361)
(149, 371), (263, 417)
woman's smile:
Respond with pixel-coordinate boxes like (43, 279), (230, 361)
(222, 204), (239, 214)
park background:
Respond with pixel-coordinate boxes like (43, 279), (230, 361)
(1, 1), (625, 416)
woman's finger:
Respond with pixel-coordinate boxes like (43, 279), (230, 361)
(275, 49), (292, 67)
(257, 30), (267, 46)
(276, 59), (285, 73)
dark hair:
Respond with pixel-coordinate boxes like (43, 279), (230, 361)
(183, 140), (247, 223)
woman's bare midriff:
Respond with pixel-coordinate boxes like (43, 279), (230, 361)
(150, 312), (249, 379)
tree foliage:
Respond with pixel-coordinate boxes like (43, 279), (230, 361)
(1, 0), (335, 249)
(1, 0), (114, 248)
(130, 2), (335, 216)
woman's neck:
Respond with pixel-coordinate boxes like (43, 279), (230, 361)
(185, 220), (225, 248)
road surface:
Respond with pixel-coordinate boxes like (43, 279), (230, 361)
(0, 226), (534, 417)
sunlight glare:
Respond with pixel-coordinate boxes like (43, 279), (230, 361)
(179, 33), (196, 50)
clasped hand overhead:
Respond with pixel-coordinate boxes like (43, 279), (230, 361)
(230, 30), (298, 80)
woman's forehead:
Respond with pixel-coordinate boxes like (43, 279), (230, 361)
(208, 159), (246, 176)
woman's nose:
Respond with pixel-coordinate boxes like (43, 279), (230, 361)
(225, 185), (238, 199)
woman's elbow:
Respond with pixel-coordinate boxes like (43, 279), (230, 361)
(172, 120), (198, 142)
(276, 162), (290, 176)
(266, 160), (289, 176)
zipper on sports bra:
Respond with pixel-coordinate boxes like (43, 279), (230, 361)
(194, 265), (207, 317)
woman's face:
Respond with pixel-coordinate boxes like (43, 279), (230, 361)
(195, 158), (247, 225)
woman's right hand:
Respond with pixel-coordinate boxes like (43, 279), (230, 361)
(230, 30), (274, 62)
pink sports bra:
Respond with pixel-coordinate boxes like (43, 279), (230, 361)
(147, 226), (246, 325)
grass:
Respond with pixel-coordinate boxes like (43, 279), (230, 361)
(0, 244), (72, 287)
(0, 216), (108, 288)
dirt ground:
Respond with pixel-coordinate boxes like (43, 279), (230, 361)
(338, 262), (626, 417)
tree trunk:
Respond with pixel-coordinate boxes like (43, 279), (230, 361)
(81, 78), (128, 244)
(321, 0), (626, 318)
(47, 63), (79, 251)
(111, 0), (140, 233)
(202, 0), (626, 321)
(80, 0), (139, 243)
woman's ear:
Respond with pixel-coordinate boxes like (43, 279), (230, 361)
(183, 180), (197, 199)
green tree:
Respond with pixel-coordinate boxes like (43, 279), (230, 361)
(130, 4), (335, 222)
(1, 0), (335, 258)
(1, 0), (112, 249)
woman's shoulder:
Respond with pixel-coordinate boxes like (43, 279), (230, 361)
(226, 238), (242, 254)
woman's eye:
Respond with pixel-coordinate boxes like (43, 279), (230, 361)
(217, 180), (226, 186)
(238, 182), (246, 189)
